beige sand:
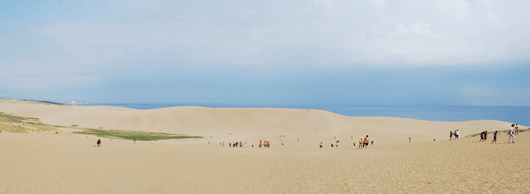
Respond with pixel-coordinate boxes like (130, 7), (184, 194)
(0, 100), (528, 193)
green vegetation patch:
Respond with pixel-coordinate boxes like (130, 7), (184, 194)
(0, 123), (30, 133)
(0, 112), (27, 123)
(73, 128), (202, 141)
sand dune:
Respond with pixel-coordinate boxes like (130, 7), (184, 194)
(0, 100), (513, 144)
(1, 100), (528, 193)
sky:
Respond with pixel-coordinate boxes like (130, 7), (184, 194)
(0, 0), (529, 106)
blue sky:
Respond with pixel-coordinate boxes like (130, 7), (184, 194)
(0, 0), (529, 106)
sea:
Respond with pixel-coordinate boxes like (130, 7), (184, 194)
(77, 103), (529, 127)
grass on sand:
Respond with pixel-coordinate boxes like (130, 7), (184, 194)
(73, 128), (202, 141)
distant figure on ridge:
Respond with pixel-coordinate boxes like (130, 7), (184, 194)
(492, 131), (498, 143)
(508, 124), (515, 143)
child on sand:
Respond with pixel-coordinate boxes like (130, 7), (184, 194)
(97, 139), (101, 147)
(359, 138), (363, 148)
(320, 142), (323, 148)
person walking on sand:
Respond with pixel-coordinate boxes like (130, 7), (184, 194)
(456, 129), (459, 139)
(97, 139), (101, 147)
(484, 130), (488, 141)
(336, 141), (339, 148)
(364, 135), (369, 148)
(259, 140), (262, 148)
(331, 142), (334, 148)
(492, 131), (498, 143)
(320, 142), (323, 148)
(508, 124), (515, 143)
(409, 136), (411, 143)
(515, 124), (519, 135)
(449, 131), (452, 141)
(371, 140), (373, 145)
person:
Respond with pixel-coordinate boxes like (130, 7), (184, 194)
(0, 128), (2, 133)
(409, 136), (411, 143)
(515, 124), (519, 135)
(336, 141), (339, 147)
(449, 131), (452, 141)
(97, 139), (101, 147)
(359, 137), (363, 148)
(223, 142), (225, 147)
(480, 131), (484, 142)
(331, 142), (334, 148)
(456, 129), (459, 139)
(229, 143), (232, 147)
(320, 142), (323, 148)
(492, 131), (498, 143)
(484, 130), (488, 141)
(353, 143), (355, 147)
(508, 124), (515, 143)
(134, 138), (136, 144)
(371, 140), (373, 145)
(208, 141), (210, 145)
(245, 142), (247, 148)
(259, 140), (262, 148)
(364, 135), (369, 148)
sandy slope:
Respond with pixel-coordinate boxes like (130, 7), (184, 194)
(0, 100), (528, 193)
(0, 100), (514, 144)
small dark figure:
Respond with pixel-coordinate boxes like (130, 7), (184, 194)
(492, 131), (498, 143)
(97, 139), (101, 147)
(331, 143), (334, 148)
(371, 140), (373, 145)
(353, 143), (355, 147)
(320, 142), (323, 148)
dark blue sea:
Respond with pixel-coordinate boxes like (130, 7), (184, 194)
(78, 103), (529, 126)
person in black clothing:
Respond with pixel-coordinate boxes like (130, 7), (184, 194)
(371, 140), (373, 145)
(97, 139), (101, 147)
(479, 131), (484, 142)
(492, 131), (498, 143)
(484, 130), (488, 141)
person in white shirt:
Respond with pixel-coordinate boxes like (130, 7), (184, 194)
(456, 129), (459, 139)
(508, 124), (515, 143)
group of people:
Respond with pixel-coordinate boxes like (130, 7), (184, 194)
(358, 135), (370, 148)
(449, 129), (459, 140)
(479, 130), (489, 142)
(331, 141), (339, 147)
(228, 141), (247, 148)
(259, 140), (270, 148)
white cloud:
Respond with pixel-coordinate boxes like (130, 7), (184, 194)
(29, 0), (530, 67)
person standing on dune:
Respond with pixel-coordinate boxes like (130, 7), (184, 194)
(320, 142), (323, 148)
(492, 131), (498, 143)
(409, 136), (411, 143)
(364, 135), (369, 148)
(449, 131), (452, 141)
(97, 139), (101, 147)
(508, 124), (515, 143)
